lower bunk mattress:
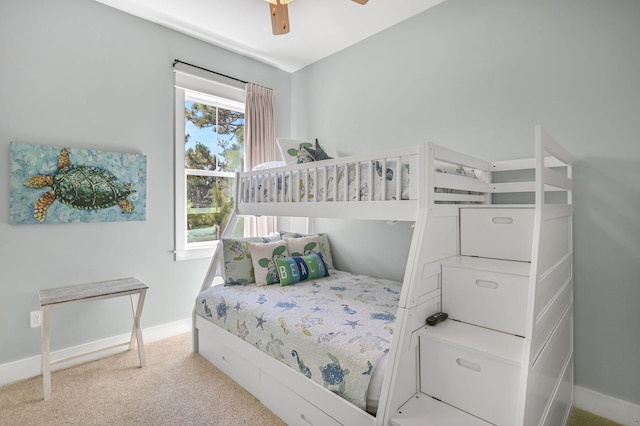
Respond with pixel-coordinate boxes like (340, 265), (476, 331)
(195, 270), (401, 413)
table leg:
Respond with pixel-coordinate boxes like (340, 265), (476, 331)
(41, 305), (51, 400)
(128, 294), (138, 351)
(129, 289), (147, 367)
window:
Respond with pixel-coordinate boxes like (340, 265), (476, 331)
(174, 66), (246, 260)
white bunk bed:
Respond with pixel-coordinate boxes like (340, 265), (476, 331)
(193, 126), (574, 426)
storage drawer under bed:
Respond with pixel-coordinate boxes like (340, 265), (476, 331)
(460, 207), (534, 262)
(260, 371), (341, 426)
(196, 317), (261, 397)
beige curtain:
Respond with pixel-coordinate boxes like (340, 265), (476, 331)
(244, 83), (277, 237)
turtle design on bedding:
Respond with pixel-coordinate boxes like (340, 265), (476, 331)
(266, 334), (285, 361)
(319, 353), (350, 394)
(24, 148), (136, 222)
(216, 298), (229, 323)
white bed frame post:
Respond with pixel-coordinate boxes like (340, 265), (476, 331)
(378, 143), (430, 424)
(518, 126), (574, 425)
(380, 143), (472, 425)
(192, 210), (239, 353)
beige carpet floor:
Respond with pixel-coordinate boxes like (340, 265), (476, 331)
(0, 333), (285, 425)
(0, 333), (621, 426)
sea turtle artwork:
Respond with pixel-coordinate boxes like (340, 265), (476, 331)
(23, 148), (137, 223)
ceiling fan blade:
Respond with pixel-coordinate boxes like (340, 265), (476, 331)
(351, 0), (369, 4)
(269, 1), (290, 35)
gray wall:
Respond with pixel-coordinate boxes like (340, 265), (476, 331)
(0, 0), (290, 364)
(292, 0), (640, 406)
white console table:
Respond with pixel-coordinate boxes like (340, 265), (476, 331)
(38, 277), (148, 400)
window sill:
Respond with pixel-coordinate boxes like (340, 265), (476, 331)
(174, 246), (215, 261)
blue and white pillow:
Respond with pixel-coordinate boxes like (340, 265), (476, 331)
(222, 233), (281, 285)
(302, 139), (333, 162)
(249, 240), (290, 286)
(277, 139), (315, 166)
(276, 253), (329, 286)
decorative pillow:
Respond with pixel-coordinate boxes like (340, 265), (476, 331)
(373, 160), (394, 181)
(285, 234), (334, 270)
(279, 231), (307, 239)
(302, 139), (333, 161)
(249, 240), (289, 286)
(277, 139), (315, 166)
(222, 233), (281, 285)
(434, 160), (478, 178)
(276, 253), (330, 286)
(252, 161), (286, 171)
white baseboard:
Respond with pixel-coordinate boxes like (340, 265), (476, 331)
(575, 385), (640, 425)
(0, 318), (191, 387)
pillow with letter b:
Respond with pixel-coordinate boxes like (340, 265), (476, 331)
(276, 253), (329, 286)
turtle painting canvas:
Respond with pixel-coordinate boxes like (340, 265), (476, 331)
(10, 142), (146, 224)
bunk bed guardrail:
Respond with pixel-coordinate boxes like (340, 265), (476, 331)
(235, 142), (501, 221)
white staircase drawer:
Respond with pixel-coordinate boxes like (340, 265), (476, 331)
(419, 321), (524, 426)
(460, 207), (534, 261)
(391, 393), (491, 426)
(442, 258), (529, 336)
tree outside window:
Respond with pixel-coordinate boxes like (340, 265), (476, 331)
(184, 99), (244, 243)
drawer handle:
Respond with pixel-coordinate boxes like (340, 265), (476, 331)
(491, 216), (513, 224)
(456, 358), (481, 372)
(475, 279), (499, 289)
(300, 414), (313, 425)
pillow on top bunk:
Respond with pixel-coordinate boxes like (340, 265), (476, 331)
(284, 234), (334, 270)
(434, 160), (478, 178)
(302, 139), (333, 162)
(249, 240), (290, 286)
(276, 253), (329, 286)
(252, 161), (286, 171)
(277, 139), (315, 166)
(222, 233), (281, 285)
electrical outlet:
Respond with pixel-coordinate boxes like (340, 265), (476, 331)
(30, 310), (42, 328)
